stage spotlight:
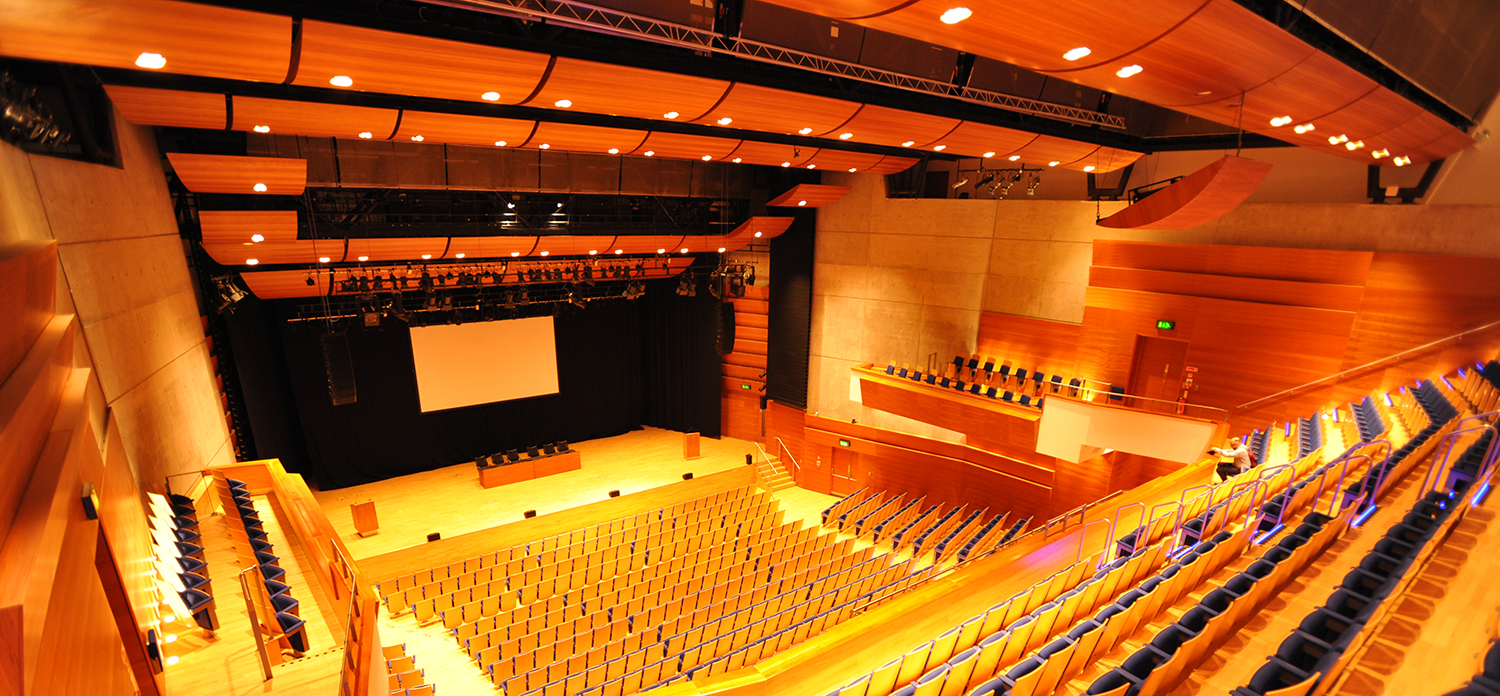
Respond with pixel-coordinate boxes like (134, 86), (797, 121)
(305, 275), (315, 287)
(676, 273), (696, 297)
(1027, 174), (1041, 196)
(503, 291), (516, 310)
(213, 277), (249, 314)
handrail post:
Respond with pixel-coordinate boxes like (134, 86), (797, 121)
(239, 567), (274, 681)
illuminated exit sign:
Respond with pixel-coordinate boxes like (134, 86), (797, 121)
(1156, 319), (1176, 330)
(838, 439), (850, 447)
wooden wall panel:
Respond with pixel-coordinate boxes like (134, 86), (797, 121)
(976, 313), (1081, 379)
(98, 417), (162, 696)
(1088, 266), (1366, 311)
(765, 401), (807, 477)
(723, 286), (768, 442)
(0, 242), (56, 386)
(1092, 240), (1373, 285)
(0, 317), (75, 550)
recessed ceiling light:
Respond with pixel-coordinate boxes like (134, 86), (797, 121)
(588, 250), (597, 255)
(644, 150), (655, 156)
(1116, 65), (1143, 78)
(252, 125), (270, 133)
(681, 248), (690, 253)
(934, 145), (947, 151)
(507, 203), (515, 209)
(481, 91), (500, 101)
(664, 111), (679, 119)
(780, 162), (790, 167)
(839, 132), (853, 140)
(702, 155), (712, 161)
(358, 255), (370, 262)
(319, 256), (330, 263)
(902, 140), (915, 147)
(1372, 149), (1390, 159)
(252, 183), (268, 192)
(539, 143), (550, 149)
(245, 258), (259, 265)
(848, 168), (857, 172)
(940, 7), (972, 24)
(657, 248), (666, 254)
(1048, 161), (1060, 167)
(135, 52), (166, 69)
(554, 99), (572, 108)
(797, 200), (807, 207)
(1083, 165), (1096, 172)
(982, 151), (995, 158)
(1293, 123), (1315, 134)
(717, 117), (733, 125)
(1329, 134), (1349, 145)
(732, 158), (742, 163)
(615, 249), (623, 254)
(511, 251), (521, 257)
(607, 148), (620, 154)
(455, 253), (466, 258)
(251, 234), (265, 243)
(411, 134), (424, 141)
(1195, 91), (1212, 96)
(753, 231), (762, 238)
(1008, 155), (1021, 161)
(330, 75), (353, 87)
(1063, 47), (1091, 61)
(798, 127), (813, 135)
(718, 247), (726, 253)
(1393, 156), (1411, 166)
(1269, 116), (1292, 127)
(540, 251), (550, 256)
(358, 131), (372, 139)
(1345, 140), (1365, 151)
(806, 164), (816, 169)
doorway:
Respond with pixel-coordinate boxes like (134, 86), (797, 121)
(1128, 336), (1189, 405)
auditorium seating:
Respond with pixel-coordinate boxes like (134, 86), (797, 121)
(386, 643), (435, 695)
(211, 474), (309, 656)
(881, 353), (1109, 411)
(146, 491), (220, 632)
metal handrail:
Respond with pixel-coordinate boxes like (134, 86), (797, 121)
(751, 441), (784, 479)
(1236, 318), (1500, 413)
(1063, 385), (1229, 422)
(775, 437), (803, 475)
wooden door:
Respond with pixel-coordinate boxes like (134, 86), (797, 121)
(830, 449), (858, 496)
(1128, 336), (1189, 403)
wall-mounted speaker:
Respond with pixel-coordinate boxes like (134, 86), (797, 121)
(682, 473), (694, 480)
(608, 490), (621, 498)
(524, 510), (537, 518)
(321, 332), (358, 406)
(426, 532), (441, 542)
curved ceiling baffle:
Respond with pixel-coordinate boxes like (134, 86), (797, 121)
(763, 0), (1473, 165)
(1095, 155), (1275, 229)
(166, 154), (307, 195)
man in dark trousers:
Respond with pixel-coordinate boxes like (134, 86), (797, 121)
(1210, 436), (1251, 483)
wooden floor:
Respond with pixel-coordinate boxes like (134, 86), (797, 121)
(313, 427), (764, 560)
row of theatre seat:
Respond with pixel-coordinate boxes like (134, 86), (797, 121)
(822, 489), (1029, 565)
(1338, 380), (1455, 511)
(224, 478), (309, 654)
(824, 368), (1478, 696)
(1350, 396), (1386, 443)
(950, 354), (1093, 399)
(147, 492), (218, 631)
(384, 643), (436, 696)
(884, 363), (1048, 410)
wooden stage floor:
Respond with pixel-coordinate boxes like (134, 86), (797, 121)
(312, 427), (785, 560)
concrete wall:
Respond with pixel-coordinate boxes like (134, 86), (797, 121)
(0, 115), (232, 487)
(808, 167), (1500, 431)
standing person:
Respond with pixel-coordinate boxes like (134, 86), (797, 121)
(1209, 437), (1251, 483)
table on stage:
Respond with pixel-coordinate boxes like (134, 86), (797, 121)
(478, 449), (582, 488)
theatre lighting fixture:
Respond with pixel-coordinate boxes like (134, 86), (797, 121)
(664, 111), (679, 119)
(732, 158), (742, 163)
(1083, 165), (1096, 172)
(1048, 161), (1060, 167)
(539, 143), (550, 149)
(934, 145), (947, 151)
(983, 152), (995, 158)
(1345, 140), (1365, 151)
(213, 276), (248, 314)
(252, 183), (267, 192)
(1328, 134), (1349, 145)
(1372, 149), (1389, 159)
(319, 256), (330, 263)
(676, 273), (696, 297)
(902, 141), (915, 147)
(251, 234), (264, 243)
(0, 72), (67, 147)
(952, 177), (970, 189)
(1393, 156), (1412, 166)
(410, 135), (424, 142)
(839, 132), (853, 140)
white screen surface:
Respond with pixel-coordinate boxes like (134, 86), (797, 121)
(408, 316), (560, 412)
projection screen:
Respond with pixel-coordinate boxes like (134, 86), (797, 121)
(408, 316), (560, 412)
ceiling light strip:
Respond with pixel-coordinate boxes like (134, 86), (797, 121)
(424, 0), (1124, 129)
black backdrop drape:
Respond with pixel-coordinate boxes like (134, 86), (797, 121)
(228, 278), (722, 490)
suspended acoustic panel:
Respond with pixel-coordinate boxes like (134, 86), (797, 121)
(767, 184), (852, 208)
(1096, 156), (1273, 230)
(166, 153), (306, 195)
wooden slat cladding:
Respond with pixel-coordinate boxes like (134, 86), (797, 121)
(1087, 266), (1366, 312)
(1092, 240), (1374, 285)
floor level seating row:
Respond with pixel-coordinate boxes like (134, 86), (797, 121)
(213, 475), (307, 654)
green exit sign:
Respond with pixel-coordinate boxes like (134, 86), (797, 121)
(1157, 319), (1176, 330)
(838, 439), (850, 447)
(741, 383), (751, 390)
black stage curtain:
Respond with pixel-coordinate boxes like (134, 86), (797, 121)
(223, 295), (311, 472)
(245, 278), (720, 490)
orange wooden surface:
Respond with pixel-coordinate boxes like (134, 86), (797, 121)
(478, 451), (582, 487)
(350, 500), (379, 536)
(692, 83), (862, 136)
(231, 96), (399, 140)
(801, 149), (890, 174)
(392, 111), (537, 149)
(522, 57), (732, 123)
(855, 366), (1044, 456)
(976, 313), (1083, 379)
(0, 316), (74, 550)
(768, 184), (853, 208)
(104, 85), (226, 130)
(728, 217), (794, 241)
(1097, 156), (1274, 229)
(292, 20), (551, 105)
(98, 417), (163, 696)
(166, 153), (307, 195)
(632, 131), (741, 161)
(1087, 266), (1366, 312)
(722, 285), (768, 442)
(1091, 240), (1374, 286)
(832, 104), (960, 149)
(527, 122), (648, 154)
(0, 242), (56, 388)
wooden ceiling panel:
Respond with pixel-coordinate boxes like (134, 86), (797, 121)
(792, 0), (1206, 73)
(104, 85), (226, 130)
(0, 0), (291, 82)
(927, 121), (1038, 160)
(1229, 51), (1376, 128)
(527, 122), (647, 155)
(728, 217), (795, 241)
(832, 104), (960, 148)
(242, 270), (332, 300)
(691, 83), (863, 136)
(681, 236), (734, 253)
(1060, 147), (1143, 174)
(605, 236), (685, 255)
(1408, 130), (1476, 165)
(166, 154), (306, 195)
(523, 58), (732, 122)
(799, 150), (886, 174)
(727, 141), (818, 168)
(1359, 112), (1458, 163)
(231, 97), (399, 140)
(633, 132), (741, 160)
(865, 157), (920, 175)
(392, 111), (538, 149)
(1008, 134), (1102, 168)
(348, 238), (450, 262)
(444, 237), (538, 259)
(530, 236), (620, 257)
(767, 184), (853, 208)
(1068, 1), (1314, 111)
(292, 20), (550, 105)
(199, 210), (298, 245)
(204, 241), (328, 266)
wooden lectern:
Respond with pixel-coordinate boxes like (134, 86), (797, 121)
(350, 500), (379, 537)
(683, 432), (701, 459)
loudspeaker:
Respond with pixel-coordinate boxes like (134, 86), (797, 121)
(524, 510), (537, 518)
(716, 302), (737, 356)
(682, 473), (694, 480)
(745, 454), (753, 466)
(426, 532), (440, 542)
(320, 332), (358, 406)
(608, 490), (620, 498)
